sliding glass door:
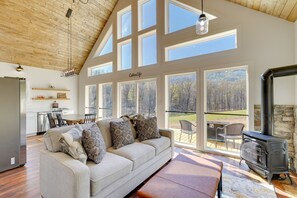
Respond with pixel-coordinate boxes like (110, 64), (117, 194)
(166, 72), (197, 147)
(204, 66), (248, 153)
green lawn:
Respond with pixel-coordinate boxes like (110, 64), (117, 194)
(169, 110), (247, 123)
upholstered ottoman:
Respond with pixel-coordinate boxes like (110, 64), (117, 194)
(137, 153), (223, 198)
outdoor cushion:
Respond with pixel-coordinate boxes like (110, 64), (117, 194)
(107, 142), (155, 170)
(87, 152), (133, 196)
(141, 136), (171, 155)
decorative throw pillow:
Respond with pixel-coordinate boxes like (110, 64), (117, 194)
(136, 117), (161, 141)
(81, 124), (106, 164)
(110, 120), (134, 149)
(60, 126), (87, 164)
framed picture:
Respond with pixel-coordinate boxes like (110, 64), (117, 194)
(57, 92), (67, 98)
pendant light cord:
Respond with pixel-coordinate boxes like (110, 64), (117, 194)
(201, 0), (204, 14)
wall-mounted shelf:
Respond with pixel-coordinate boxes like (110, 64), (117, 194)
(32, 98), (70, 100)
(32, 88), (70, 91)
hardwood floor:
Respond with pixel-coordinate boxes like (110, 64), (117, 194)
(0, 135), (296, 198)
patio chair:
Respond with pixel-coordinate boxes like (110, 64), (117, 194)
(56, 114), (68, 127)
(84, 113), (96, 123)
(179, 120), (196, 143)
(215, 123), (244, 150)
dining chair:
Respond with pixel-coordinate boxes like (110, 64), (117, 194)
(84, 114), (96, 123)
(215, 123), (244, 150)
(179, 120), (196, 143)
(56, 114), (68, 127)
(47, 113), (56, 128)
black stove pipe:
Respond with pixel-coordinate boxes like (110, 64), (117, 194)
(261, 64), (297, 136)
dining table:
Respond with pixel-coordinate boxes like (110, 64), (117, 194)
(62, 114), (85, 125)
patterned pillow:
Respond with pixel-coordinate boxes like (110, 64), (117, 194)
(110, 120), (134, 149)
(136, 117), (161, 141)
(81, 124), (106, 164)
(60, 126), (87, 164)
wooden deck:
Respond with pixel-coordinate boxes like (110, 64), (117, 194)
(0, 135), (296, 198)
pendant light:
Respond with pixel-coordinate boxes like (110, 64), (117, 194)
(61, 3), (76, 77)
(16, 64), (24, 72)
(196, 0), (209, 35)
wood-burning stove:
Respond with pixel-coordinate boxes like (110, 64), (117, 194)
(240, 65), (297, 183)
(240, 131), (290, 183)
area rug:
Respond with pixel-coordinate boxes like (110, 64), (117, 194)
(218, 172), (276, 198)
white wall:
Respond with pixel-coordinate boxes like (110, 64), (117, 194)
(0, 62), (78, 135)
(78, 0), (296, 133)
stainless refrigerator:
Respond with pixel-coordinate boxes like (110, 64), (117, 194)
(0, 77), (26, 172)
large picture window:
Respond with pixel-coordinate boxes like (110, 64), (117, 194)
(119, 80), (156, 116)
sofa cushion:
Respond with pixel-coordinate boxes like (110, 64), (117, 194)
(107, 142), (155, 170)
(82, 124), (106, 164)
(141, 136), (171, 155)
(136, 117), (161, 141)
(44, 124), (93, 152)
(60, 127), (87, 164)
(87, 152), (133, 196)
(110, 120), (134, 149)
(97, 118), (123, 148)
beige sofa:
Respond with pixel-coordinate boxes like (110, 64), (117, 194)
(40, 118), (174, 198)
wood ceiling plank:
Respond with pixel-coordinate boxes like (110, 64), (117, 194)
(280, 0), (297, 20)
(265, 0), (278, 15)
(252, 0), (261, 10)
(287, 2), (297, 21)
(272, 0), (289, 17)
(246, 0), (254, 8)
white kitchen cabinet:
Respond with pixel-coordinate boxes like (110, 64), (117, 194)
(26, 112), (37, 135)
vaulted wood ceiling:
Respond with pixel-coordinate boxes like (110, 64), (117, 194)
(0, 0), (296, 73)
(0, 0), (117, 72)
(227, 0), (297, 22)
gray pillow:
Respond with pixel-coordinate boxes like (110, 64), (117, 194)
(136, 117), (161, 141)
(82, 124), (106, 164)
(110, 120), (134, 149)
(60, 127), (87, 164)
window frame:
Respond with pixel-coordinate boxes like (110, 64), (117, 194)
(117, 6), (132, 39)
(165, 0), (216, 34)
(94, 26), (113, 57)
(165, 29), (237, 62)
(138, 30), (157, 67)
(117, 39), (132, 71)
(88, 62), (113, 77)
(98, 82), (113, 119)
(138, 0), (156, 31)
(118, 78), (157, 117)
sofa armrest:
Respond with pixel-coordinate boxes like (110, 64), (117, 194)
(40, 149), (90, 198)
(159, 128), (174, 157)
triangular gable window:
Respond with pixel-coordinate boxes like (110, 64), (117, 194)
(95, 27), (113, 57)
(167, 0), (216, 34)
